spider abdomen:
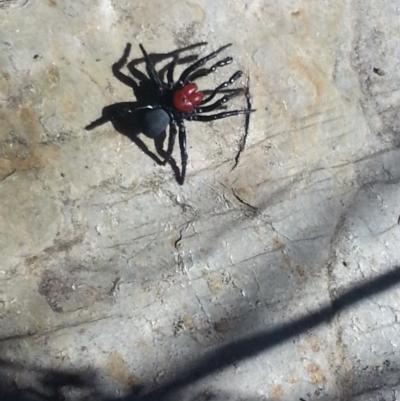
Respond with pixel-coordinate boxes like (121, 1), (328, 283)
(141, 108), (170, 138)
(173, 83), (203, 113)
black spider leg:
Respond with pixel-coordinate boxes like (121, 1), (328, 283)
(176, 43), (232, 87)
(160, 111), (178, 165)
(186, 56), (233, 83)
(139, 44), (165, 96)
(165, 50), (208, 85)
(158, 52), (207, 87)
(194, 90), (244, 114)
(112, 42), (157, 109)
(185, 108), (255, 122)
(176, 117), (188, 185)
(153, 116), (181, 182)
(167, 56), (178, 89)
(199, 70), (243, 105)
(232, 75), (253, 170)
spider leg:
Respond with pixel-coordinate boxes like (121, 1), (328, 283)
(194, 90), (243, 114)
(129, 42), (207, 81)
(161, 114), (178, 164)
(185, 109), (255, 122)
(167, 56), (178, 89)
(177, 117), (188, 185)
(177, 43), (232, 87)
(139, 44), (164, 95)
(200, 71), (243, 105)
(127, 62), (148, 82)
(232, 77), (253, 170)
(187, 57), (233, 82)
(158, 55), (201, 88)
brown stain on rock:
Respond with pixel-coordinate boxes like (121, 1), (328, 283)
(297, 343), (308, 356)
(0, 158), (15, 181)
(269, 385), (284, 400)
(19, 104), (39, 137)
(136, 338), (152, 353)
(47, 64), (60, 87)
(181, 314), (195, 330)
(306, 334), (321, 352)
(234, 185), (254, 204)
(25, 255), (42, 275)
(38, 270), (103, 313)
(173, 314), (195, 336)
(1, 142), (59, 174)
(290, 8), (309, 32)
(0, 103), (60, 176)
(272, 235), (286, 251)
(0, 71), (10, 93)
(105, 351), (139, 388)
(207, 273), (223, 294)
(287, 370), (299, 384)
(214, 319), (229, 334)
(291, 55), (323, 103)
(38, 276), (68, 313)
(294, 265), (306, 285)
(61, 96), (78, 116)
(298, 335), (321, 356)
(306, 363), (327, 385)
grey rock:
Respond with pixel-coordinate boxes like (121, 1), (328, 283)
(0, 1), (400, 400)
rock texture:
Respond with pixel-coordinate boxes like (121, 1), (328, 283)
(1, 0), (400, 400)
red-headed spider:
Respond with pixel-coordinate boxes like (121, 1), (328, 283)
(88, 43), (255, 185)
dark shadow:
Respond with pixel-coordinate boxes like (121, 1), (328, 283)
(0, 359), (101, 401)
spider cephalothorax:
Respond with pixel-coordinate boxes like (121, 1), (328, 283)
(88, 43), (255, 185)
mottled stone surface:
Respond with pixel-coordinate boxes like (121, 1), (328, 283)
(1, 0), (400, 400)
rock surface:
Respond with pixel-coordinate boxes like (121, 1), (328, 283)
(1, 0), (400, 400)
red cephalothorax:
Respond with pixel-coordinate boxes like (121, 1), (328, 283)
(173, 83), (204, 113)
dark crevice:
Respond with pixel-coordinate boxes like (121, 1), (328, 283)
(174, 229), (184, 249)
(232, 187), (258, 214)
(0, 169), (16, 182)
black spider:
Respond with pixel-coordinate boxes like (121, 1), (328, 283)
(86, 42), (255, 185)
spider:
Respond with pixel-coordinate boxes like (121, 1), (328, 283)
(88, 43), (255, 185)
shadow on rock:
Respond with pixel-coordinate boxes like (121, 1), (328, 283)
(0, 359), (102, 401)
